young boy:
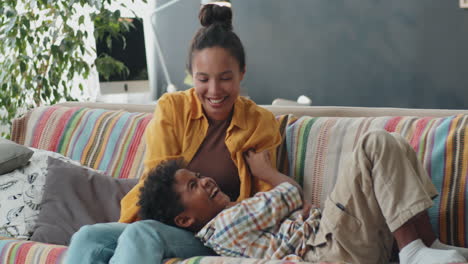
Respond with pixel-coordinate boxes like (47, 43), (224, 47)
(138, 131), (468, 264)
(139, 158), (320, 261)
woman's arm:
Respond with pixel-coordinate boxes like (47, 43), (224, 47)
(141, 96), (182, 178)
(233, 100), (283, 198)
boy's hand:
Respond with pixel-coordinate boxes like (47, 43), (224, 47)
(301, 202), (320, 220)
(244, 149), (275, 181)
(301, 202), (313, 219)
(244, 148), (303, 193)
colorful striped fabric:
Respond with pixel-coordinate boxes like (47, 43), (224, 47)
(285, 114), (468, 247)
(275, 114), (298, 176)
(0, 240), (67, 263)
(0, 239), (337, 264)
(11, 106), (152, 179)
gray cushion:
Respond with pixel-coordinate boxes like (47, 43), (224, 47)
(30, 157), (138, 245)
(0, 138), (34, 175)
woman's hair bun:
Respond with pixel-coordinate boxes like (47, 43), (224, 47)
(199, 4), (233, 31)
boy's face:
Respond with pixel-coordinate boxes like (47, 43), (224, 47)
(173, 168), (231, 231)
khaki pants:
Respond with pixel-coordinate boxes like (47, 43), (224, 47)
(305, 130), (438, 264)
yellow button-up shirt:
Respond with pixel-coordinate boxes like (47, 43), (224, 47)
(119, 88), (281, 223)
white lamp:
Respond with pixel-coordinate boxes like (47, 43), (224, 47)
(150, 0), (231, 95)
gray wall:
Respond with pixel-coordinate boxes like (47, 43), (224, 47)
(154, 0), (468, 109)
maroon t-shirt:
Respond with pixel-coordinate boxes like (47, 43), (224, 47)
(187, 117), (240, 201)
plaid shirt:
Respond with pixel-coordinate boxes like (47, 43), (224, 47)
(196, 182), (322, 261)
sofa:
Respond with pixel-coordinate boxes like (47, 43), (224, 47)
(1, 101), (468, 264)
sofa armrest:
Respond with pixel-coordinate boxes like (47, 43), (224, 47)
(0, 239), (67, 264)
(10, 112), (30, 145)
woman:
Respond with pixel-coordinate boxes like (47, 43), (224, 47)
(66, 3), (281, 264)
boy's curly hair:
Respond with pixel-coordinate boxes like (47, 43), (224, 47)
(138, 160), (185, 227)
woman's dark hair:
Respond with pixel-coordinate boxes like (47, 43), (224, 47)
(187, 4), (245, 73)
(138, 160), (185, 227)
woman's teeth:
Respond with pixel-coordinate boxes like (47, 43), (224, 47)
(208, 98), (225, 104)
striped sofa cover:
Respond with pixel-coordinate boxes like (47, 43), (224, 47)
(2, 103), (467, 264)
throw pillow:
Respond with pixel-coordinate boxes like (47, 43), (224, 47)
(0, 138), (34, 175)
(0, 148), (80, 239)
(30, 157), (138, 245)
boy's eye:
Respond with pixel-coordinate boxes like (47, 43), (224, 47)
(220, 77), (232, 81)
(197, 78), (208, 83)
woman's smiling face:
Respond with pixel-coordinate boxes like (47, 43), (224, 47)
(192, 46), (245, 121)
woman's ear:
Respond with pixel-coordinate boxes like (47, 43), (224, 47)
(240, 66), (246, 81)
(174, 213), (195, 229)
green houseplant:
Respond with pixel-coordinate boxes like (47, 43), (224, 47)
(0, 0), (144, 138)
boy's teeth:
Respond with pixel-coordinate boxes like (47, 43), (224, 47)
(210, 188), (218, 199)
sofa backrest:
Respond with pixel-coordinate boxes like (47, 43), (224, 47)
(11, 106), (152, 179)
(281, 114), (468, 247)
(56, 101), (468, 117)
